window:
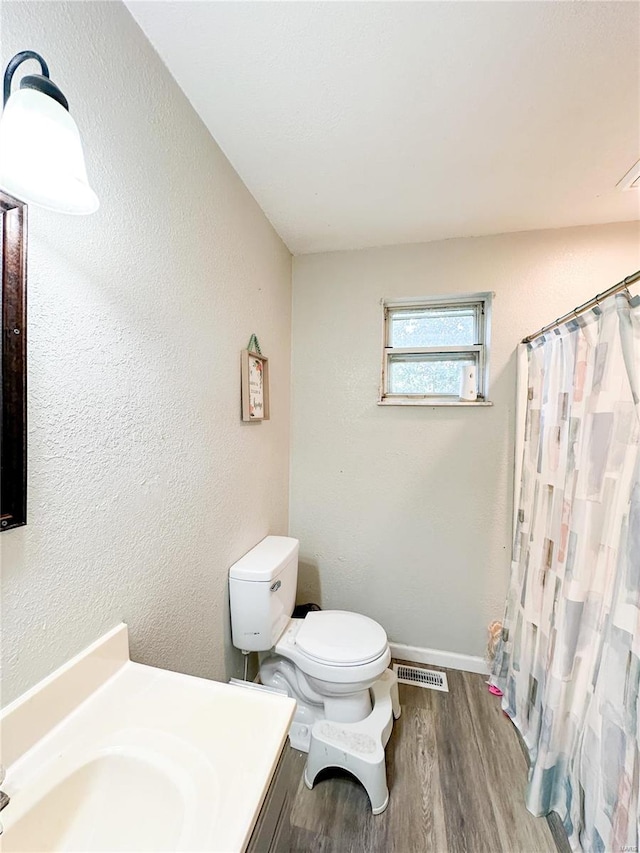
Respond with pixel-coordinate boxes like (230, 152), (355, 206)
(379, 293), (492, 406)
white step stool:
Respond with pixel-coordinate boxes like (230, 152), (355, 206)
(303, 668), (401, 814)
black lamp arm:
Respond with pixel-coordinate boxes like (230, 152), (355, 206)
(3, 50), (68, 111)
(3, 51), (49, 106)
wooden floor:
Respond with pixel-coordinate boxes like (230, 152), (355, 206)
(284, 666), (564, 853)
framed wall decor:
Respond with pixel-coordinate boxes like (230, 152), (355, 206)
(241, 349), (270, 422)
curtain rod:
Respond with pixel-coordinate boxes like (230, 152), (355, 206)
(522, 269), (640, 344)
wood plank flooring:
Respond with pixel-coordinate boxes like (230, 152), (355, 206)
(285, 666), (562, 853)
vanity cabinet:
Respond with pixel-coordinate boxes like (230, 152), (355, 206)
(246, 744), (294, 853)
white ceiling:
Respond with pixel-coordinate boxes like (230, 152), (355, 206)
(127, 1), (640, 255)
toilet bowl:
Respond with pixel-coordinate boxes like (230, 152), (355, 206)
(229, 536), (393, 751)
(266, 611), (391, 740)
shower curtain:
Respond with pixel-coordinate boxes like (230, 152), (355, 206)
(493, 291), (640, 852)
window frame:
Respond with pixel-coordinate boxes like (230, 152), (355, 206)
(378, 292), (493, 407)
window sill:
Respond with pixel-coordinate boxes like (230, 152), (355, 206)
(378, 399), (493, 407)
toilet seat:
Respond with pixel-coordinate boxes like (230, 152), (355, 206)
(296, 611), (388, 666)
(275, 614), (391, 685)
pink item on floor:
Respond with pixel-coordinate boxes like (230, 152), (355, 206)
(488, 684), (504, 696)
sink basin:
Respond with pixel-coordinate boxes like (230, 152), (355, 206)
(1, 725), (220, 853)
(0, 625), (295, 852)
(4, 753), (185, 852)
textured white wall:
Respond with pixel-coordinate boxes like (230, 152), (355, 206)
(290, 222), (640, 658)
(1, 1), (291, 705)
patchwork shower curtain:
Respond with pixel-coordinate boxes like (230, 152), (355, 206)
(493, 292), (640, 852)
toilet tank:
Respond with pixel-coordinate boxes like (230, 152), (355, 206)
(229, 536), (299, 653)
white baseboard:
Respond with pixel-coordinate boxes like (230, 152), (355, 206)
(389, 642), (489, 675)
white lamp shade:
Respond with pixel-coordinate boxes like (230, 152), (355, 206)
(0, 87), (98, 214)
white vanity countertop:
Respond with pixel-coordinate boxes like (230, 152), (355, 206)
(0, 626), (296, 852)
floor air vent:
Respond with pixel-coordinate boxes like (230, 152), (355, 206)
(393, 664), (449, 692)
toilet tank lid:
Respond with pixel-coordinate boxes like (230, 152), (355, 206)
(229, 536), (299, 582)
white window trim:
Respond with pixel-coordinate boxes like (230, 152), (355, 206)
(378, 292), (493, 407)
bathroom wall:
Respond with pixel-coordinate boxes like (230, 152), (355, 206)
(1, 1), (292, 705)
(290, 222), (640, 661)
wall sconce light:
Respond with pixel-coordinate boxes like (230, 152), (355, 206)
(0, 50), (98, 214)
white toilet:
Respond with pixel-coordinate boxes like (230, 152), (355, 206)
(229, 535), (401, 814)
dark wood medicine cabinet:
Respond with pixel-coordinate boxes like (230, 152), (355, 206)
(1, 190), (27, 531)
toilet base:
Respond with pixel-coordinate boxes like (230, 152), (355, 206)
(259, 653), (381, 752)
(289, 719), (318, 752)
(304, 669), (401, 815)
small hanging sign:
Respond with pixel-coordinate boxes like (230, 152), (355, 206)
(241, 335), (270, 422)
